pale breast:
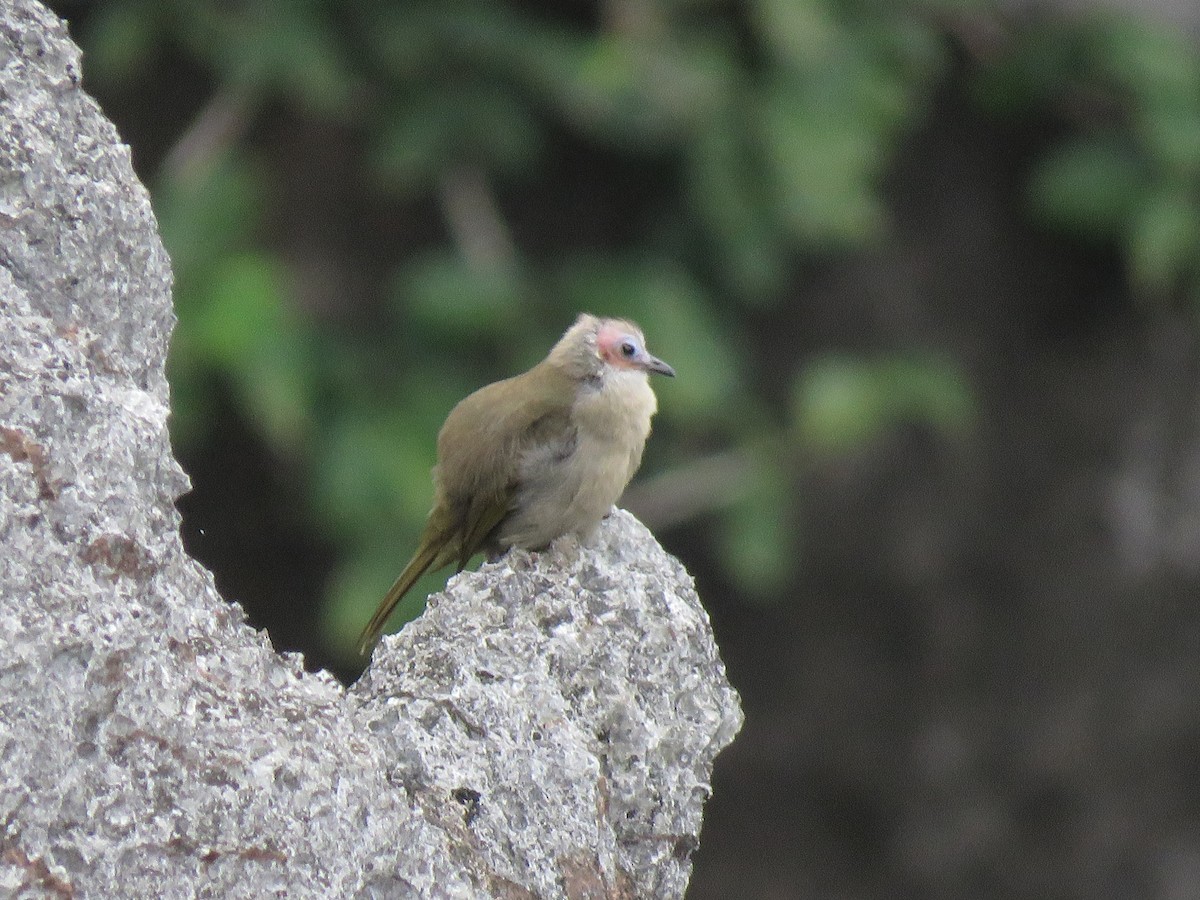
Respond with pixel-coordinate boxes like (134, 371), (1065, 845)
(498, 371), (657, 549)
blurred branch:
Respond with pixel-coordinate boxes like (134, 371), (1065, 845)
(622, 448), (757, 530)
(160, 84), (257, 184)
(438, 165), (518, 278)
(938, 8), (1009, 63)
(601, 0), (667, 38)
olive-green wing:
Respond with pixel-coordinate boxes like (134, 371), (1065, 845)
(359, 364), (577, 655)
(436, 364), (577, 557)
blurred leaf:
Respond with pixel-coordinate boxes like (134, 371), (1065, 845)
(175, 0), (357, 113)
(187, 253), (315, 451)
(751, 0), (838, 68)
(886, 356), (976, 435)
(506, 24), (732, 149)
(1028, 138), (1147, 239)
(793, 354), (974, 454)
(369, 1), (712, 150)
(868, 14), (947, 88)
(686, 105), (787, 299)
(1125, 189), (1200, 298)
(156, 137), (270, 462)
(313, 407), (437, 541)
(792, 355), (884, 453)
(154, 151), (265, 283)
(187, 253), (289, 367)
(972, 20), (1089, 117)
(1093, 14), (1200, 109)
(393, 251), (523, 336)
(745, 4), (940, 249)
(715, 453), (794, 597)
(370, 83), (543, 196)
(79, 0), (165, 87)
(360, 3), (441, 79)
(236, 327), (315, 455)
(758, 74), (887, 245)
(1138, 105), (1200, 177)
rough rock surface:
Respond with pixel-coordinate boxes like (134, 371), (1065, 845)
(353, 527), (742, 897)
(0, 2), (743, 897)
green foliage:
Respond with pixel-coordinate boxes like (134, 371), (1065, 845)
(398, 250), (525, 334)
(714, 445), (797, 597)
(1127, 187), (1200, 296)
(792, 354), (974, 455)
(371, 83), (544, 193)
(1027, 138), (1147, 238)
(64, 0), (1200, 659)
(981, 9), (1200, 304)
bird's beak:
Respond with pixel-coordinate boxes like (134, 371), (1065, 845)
(645, 355), (675, 377)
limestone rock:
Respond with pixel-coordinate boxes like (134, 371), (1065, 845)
(0, 2), (742, 897)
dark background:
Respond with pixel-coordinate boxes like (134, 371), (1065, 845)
(47, 1), (1200, 896)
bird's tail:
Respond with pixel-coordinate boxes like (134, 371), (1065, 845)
(357, 536), (450, 656)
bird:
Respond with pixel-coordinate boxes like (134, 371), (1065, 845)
(357, 313), (675, 655)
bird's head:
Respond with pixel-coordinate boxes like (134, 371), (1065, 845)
(595, 319), (675, 378)
(550, 313), (674, 381)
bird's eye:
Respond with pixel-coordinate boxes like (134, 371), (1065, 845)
(620, 341), (636, 358)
